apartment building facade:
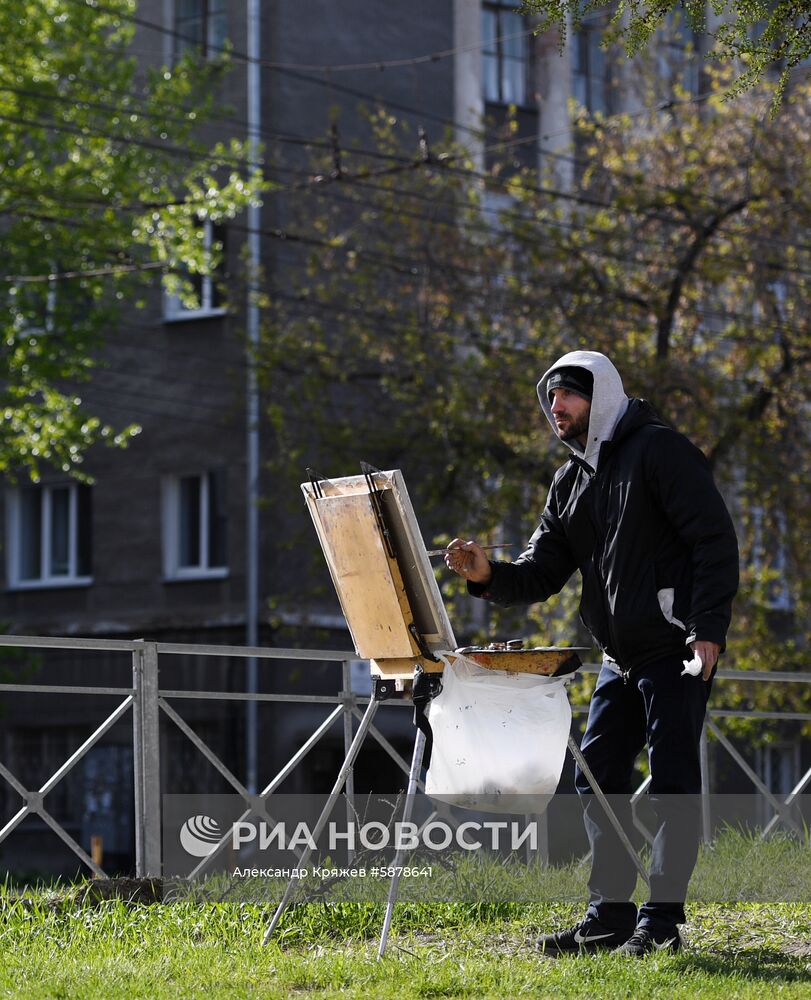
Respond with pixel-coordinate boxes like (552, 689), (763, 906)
(1, 1), (768, 876)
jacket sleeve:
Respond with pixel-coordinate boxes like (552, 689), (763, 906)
(645, 429), (739, 648)
(468, 475), (578, 608)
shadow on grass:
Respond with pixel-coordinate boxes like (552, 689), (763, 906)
(677, 949), (811, 983)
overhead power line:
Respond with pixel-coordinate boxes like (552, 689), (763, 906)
(0, 53), (728, 213)
(8, 87), (810, 275)
(3, 10), (810, 285)
(65, 0), (534, 74)
(1, 261), (166, 283)
(15, 0), (802, 239)
(62, 0), (730, 187)
(4, 176), (811, 292)
(0, 110), (254, 170)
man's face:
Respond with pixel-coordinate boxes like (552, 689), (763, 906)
(550, 388), (591, 443)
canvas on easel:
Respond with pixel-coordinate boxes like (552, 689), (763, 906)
(301, 467), (455, 679)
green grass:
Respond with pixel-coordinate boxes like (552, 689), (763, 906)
(1, 888), (810, 998)
(3, 831), (810, 998)
(166, 827), (811, 906)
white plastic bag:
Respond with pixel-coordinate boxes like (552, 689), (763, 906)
(424, 655), (571, 813)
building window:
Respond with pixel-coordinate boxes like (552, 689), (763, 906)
(9, 276), (57, 339)
(174, 0), (227, 60)
(5, 483), (92, 589)
(656, 9), (699, 95)
(572, 15), (611, 115)
(163, 220), (227, 322)
(162, 470), (228, 580)
(482, 3), (530, 106)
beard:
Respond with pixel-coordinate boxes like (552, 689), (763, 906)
(556, 411), (590, 443)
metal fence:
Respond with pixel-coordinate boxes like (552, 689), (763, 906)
(0, 633), (809, 878)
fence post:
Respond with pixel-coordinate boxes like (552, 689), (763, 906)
(133, 641), (162, 876)
(342, 659), (356, 863)
(700, 723), (711, 844)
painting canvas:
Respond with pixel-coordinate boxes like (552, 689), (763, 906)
(301, 469), (456, 677)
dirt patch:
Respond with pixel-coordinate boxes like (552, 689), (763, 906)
(75, 877), (163, 905)
(8, 877), (164, 910)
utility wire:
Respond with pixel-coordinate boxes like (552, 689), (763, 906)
(64, 0), (535, 75)
(1, 261), (166, 283)
(5, 14), (809, 258)
(3, 56), (810, 288)
(4, 189), (810, 302)
(5, 77), (807, 263)
(0, 64), (737, 217)
(11, 260), (807, 394)
(0, 110), (254, 170)
(263, 280), (811, 348)
(6, 135), (811, 285)
(0, 82), (379, 162)
(262, 159), (811, 279)
(85, 264), (811, 375)
(60, 0), (743, 206)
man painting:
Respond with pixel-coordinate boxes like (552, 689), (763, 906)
(446, 350), (739, 956)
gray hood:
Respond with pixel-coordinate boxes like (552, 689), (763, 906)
(537, 350), (629, 471)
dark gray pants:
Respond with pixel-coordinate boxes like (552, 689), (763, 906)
(574, 654), (712, 934)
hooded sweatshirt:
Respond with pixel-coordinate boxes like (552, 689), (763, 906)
(470, 352), (739, 672)
(537, 350), (629, 473)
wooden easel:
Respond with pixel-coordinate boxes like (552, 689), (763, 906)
(261, 468), (648, 954)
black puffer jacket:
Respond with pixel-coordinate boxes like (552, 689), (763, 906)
(472, 398), (739, 671)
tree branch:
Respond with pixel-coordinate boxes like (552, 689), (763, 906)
(707, 347), (810, 471)
(656, 198), (750, 360)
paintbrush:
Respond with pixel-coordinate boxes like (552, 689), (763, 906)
(425, 543), (513, 558)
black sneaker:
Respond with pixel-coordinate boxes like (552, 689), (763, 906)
(536, 918), (633, 956)
(613, 926), (681, 957)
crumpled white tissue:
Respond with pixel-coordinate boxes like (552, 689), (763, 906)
(681, 651), (703, 677)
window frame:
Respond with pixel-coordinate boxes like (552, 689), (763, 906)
(571, 12), (613, 116)
(163, 219), (228, 323)
(161, 470), (229, 582)
(5, 482), (93, 590)
(171, 0), (228, 61)
(9, 275), (58, 339)
(481, 2), (533, 107)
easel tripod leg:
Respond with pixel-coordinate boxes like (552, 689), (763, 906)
(262, 697), (381, 945)
(566, 734), (650, 889)
(377, 726), (426, 959)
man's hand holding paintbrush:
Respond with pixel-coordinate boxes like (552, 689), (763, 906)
(442, 538), (496, 585)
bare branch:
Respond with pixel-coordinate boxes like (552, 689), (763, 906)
(656, 198), (750, 360)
